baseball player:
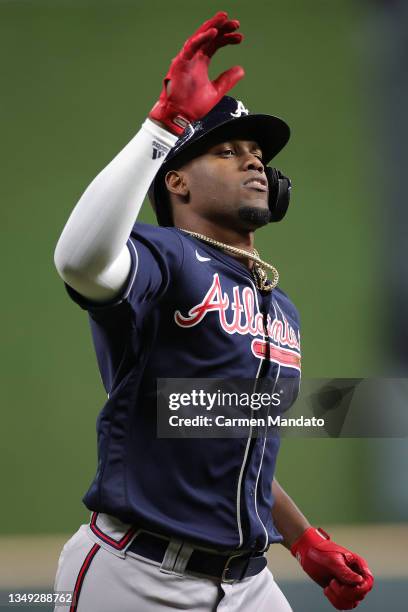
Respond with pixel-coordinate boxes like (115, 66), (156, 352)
(53, 12), (374, 612)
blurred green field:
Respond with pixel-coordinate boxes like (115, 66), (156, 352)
(0, 0), (392, 535)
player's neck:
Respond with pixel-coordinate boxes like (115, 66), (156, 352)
(177, 219), (255, 269)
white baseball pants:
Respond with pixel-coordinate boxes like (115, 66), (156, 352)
(54, 521), (293, 612)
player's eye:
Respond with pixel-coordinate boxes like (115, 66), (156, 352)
(220, 148), (235, 157)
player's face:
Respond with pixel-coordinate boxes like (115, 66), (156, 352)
(169, 139), (270, 231)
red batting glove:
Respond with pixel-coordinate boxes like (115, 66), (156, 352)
(291, 527), (374, 610)
(149, 11), (244, 134)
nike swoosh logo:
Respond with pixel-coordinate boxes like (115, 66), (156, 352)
(195, 249), (211, 263)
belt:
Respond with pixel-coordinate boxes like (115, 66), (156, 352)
(127, 532), (267, 583)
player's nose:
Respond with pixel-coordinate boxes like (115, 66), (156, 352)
(242, 152), (264, 174)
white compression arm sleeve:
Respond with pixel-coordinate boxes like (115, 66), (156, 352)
(54, 119), (178, 301)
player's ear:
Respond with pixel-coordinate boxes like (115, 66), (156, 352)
(165, 170), (189, 198)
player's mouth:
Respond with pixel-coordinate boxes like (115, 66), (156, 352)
(243, 176), (268, 193)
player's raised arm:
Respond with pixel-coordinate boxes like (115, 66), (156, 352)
(53, 11), (244, 302)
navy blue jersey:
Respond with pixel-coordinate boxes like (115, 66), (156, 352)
(65, 222), (301, 552)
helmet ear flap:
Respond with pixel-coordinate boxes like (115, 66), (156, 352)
(265, 166), (291, 222)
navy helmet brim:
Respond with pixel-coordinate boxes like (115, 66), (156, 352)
(165, 112), (290, 168)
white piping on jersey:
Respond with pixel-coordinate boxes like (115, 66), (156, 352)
(106, 238), (139, 397)
(235, 349), (264, 547)
(124, 239), (139, 299)
(253, 297), (281, 552)
(235, 279), (276, 548)
(249, 279), (271, 550)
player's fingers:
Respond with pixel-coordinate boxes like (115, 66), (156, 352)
(324, 585), (358, 610)
(349, 556), (374, 585)
(342, 553), (375, 589)
(217, 32), (244, 46)
(328, 579), (368, 602)
(205, 33), (243, 57)
(204, 30), (243, 57)
(212, 66), (245, 96)
(217, 18), (241, 33)
(182, 28), (218, 60)
(192, 11), (228, 36)
(329, 555), (364, 586)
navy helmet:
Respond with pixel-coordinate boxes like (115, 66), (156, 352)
(149, 96), (291, 227)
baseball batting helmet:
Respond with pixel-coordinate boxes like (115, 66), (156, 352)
(149, 96), (291, 227)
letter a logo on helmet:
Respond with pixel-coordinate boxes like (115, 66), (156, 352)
(230, 100), (249, 117)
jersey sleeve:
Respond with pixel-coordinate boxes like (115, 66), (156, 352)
(64, 223), (184, 321)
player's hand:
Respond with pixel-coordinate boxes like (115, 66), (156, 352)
(149, 11), (244, 135)
(291, 527), (374, 610)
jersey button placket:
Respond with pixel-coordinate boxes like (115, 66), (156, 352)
(253, 293), (274, 549)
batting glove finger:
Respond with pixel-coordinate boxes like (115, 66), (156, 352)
(324, 584), (359, 610)
(191, 11), (229, 37)
(182, 28), (218, 60)
(325, 576), (374, 603)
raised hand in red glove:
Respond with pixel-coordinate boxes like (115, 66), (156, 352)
(149, 11), (244, 134)
(291, 527), (374, 610)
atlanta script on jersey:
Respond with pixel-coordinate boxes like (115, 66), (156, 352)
(65, 223), (301, 552)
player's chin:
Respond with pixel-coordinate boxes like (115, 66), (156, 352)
(238, 204), (271, 229)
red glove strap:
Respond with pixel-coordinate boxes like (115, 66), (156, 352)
(291, 526), (330, 563)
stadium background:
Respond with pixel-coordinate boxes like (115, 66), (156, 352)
(1, 0), (406, 609)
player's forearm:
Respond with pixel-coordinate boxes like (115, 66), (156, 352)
(54, 119), (177, 299)
(271, 478), (310, 550)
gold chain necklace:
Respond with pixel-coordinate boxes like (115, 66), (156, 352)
(177, 228), (279, 291)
